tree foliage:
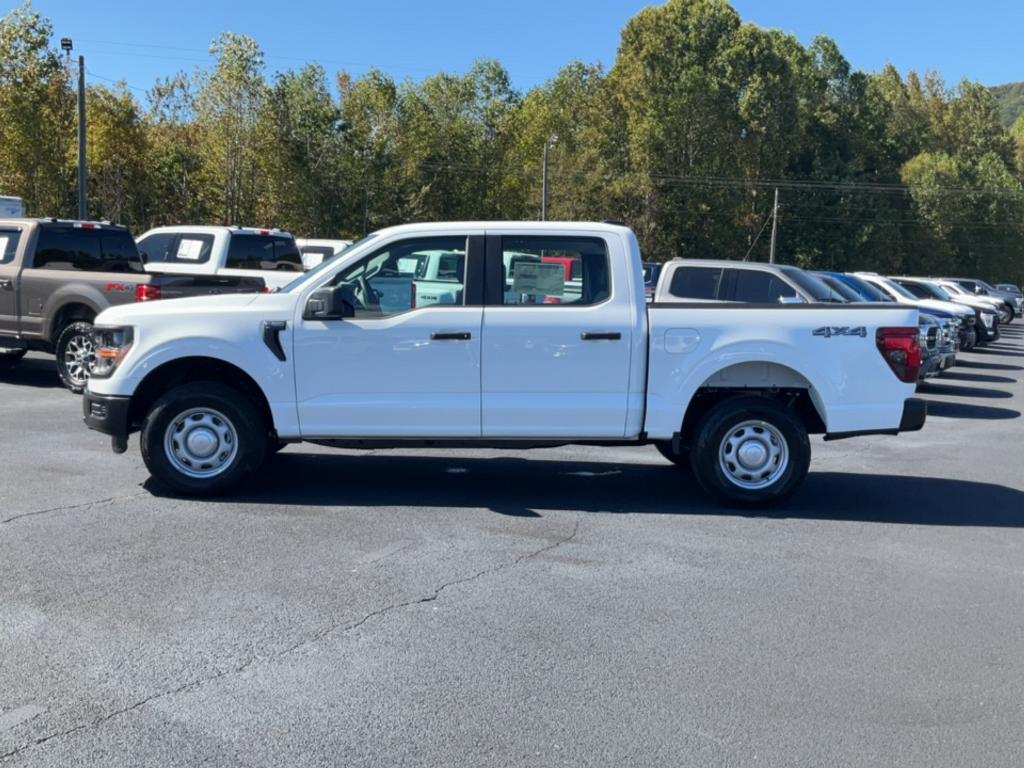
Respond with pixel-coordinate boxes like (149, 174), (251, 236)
(0, 0), (1021, 282)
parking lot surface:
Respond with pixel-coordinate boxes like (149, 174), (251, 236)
(2, 325), (1023, 767)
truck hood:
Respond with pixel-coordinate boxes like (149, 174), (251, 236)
(96, 292), (263, 326)
(907, 298), (974, 317)
(948, 296), (1000, 313)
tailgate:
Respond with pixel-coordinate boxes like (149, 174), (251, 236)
(151, 274), (266, 299)
(645, 303), (919, 435)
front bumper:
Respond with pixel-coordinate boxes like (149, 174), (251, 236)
(918, 354), (942, 380)
(83, 390), (131, 453)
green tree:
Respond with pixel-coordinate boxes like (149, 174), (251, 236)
(85, 84), (148, 225)
(194, 33), (267, 224)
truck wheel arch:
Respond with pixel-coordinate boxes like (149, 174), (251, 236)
(676, 362), (827, 447)
(48, 301), (98, 343)
(128, 357), (275, 437)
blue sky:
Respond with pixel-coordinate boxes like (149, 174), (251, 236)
(27, 0), (1021, 99)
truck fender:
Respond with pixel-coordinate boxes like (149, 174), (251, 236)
(42, 284), (110, 339)
(646, 339), (834, 438)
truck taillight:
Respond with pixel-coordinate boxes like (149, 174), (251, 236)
(136, 284), (162, 302)
(876, 327), (921, 383)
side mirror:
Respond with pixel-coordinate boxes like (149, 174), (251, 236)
(778, 295), (806, 304)
(304, 285), (356, 320)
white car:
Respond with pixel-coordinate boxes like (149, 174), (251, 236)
(136, 225), (305, 290)
(295, 238), (352, 270)
(83, 222), (925, 507)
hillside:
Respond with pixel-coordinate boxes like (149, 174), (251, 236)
(991, 81), (1024, 127)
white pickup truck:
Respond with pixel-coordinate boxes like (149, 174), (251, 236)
(82, 222), (926, 506)
(136, 225), (305, 290)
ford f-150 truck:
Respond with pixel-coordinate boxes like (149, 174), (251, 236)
(136, 225), (305, 291)
(82, 222), (926, 506)
(0, 219), (265, 391)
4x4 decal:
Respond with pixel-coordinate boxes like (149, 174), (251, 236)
(812, 326), (867, 338)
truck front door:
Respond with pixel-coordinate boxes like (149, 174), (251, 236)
(480, 233), (634, 438)
(293, 233), (485, 437)
(0, 226), (24, 335)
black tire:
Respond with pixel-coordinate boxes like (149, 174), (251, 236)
(654, 440), (689, 469)
(0, 349), (27, 370)
(140, 382), (267, 496)
(55, 320), (94, 393)
(268, 438), (287, 454)
(689, 395), (811, 508)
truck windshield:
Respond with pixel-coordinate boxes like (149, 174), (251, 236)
(878, 278), (918, 300)
(779, 267), (845, 302)
(281, 234), (377, 293)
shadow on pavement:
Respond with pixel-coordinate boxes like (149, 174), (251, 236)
(916, 382), (1013, 399)
(0, 357), (64, 390)
(938, 372), (1017, 384)
(924, 400), (1021, 420)
(150, 452), (1024, 527)
(955, 360), (1023, 372)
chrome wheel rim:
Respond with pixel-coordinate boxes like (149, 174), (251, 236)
(718, 420), (789, 490)
(163, 407), (239, 479)
(63, 333), (94, 386)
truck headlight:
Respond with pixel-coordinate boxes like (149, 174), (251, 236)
(90, 327), (134, 378)
(980, 312), (994, 328)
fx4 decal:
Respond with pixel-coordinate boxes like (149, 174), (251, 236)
(813, 326), (867, 338)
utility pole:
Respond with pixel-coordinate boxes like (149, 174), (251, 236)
(541, 134), (558, 221)
(77, 55), (88, 220)
(768, 187), (779, 264)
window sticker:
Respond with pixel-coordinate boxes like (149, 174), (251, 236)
(511, 261), (565, 296)
(176, 238), (205, 261)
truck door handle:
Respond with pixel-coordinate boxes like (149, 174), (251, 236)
(0, 279), (11, 290)
(431, 332), (471, 341)
(581, 332), (621, 341)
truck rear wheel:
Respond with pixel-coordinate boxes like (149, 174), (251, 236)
(141, 382), (267, 496)
(55, 321), (95, 393)
(689, 396), (810, 508)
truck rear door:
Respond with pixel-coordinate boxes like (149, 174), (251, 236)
(0, 225), (24, 335)
(480, 232), (635, 438)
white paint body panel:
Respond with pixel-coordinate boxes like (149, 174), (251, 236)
(91, 221), (919, 445)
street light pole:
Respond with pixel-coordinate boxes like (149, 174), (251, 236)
(768, 187), (779, 264)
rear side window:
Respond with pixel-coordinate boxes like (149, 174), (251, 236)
(730, 269), (797, 303)
(136, 232), (176, 263)
(226, 235), (303, 272)
(667, 266), (724, 300)
(500, 237), (609, 306)
(33, 226), (143, 273)
(0, 228), (21, 264)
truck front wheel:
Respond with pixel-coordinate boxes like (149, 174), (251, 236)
(55, 321), (95, 393)
(689, 396), (810, 508)
(141, 382), (267, 496)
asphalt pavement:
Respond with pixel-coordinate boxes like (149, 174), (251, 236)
(1, 324), (1023, 767)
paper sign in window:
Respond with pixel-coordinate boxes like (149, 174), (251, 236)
(176, 238), (205, 261)
(511, 262), (565, 296)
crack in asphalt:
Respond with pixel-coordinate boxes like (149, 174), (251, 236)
(0, 518), (580, 762)
(0, 491), (148, 526)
